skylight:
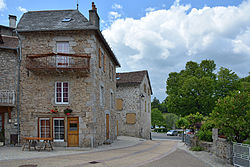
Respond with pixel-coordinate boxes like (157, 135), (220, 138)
(62, 18), (72, 22)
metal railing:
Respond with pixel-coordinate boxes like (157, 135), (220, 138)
(233, 143), (250, 167)
(0, 90), (15, 105)
(26, 53), (91, 73)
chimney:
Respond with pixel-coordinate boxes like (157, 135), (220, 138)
(9, 15), (17, 28)
(89, 2), (100, 29)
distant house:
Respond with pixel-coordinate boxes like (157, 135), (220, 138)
(15, 3), (120, 147)
(116, 70), (152, 139)
(0, 15), (19, 145)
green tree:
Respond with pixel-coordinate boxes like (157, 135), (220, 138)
(185, 112), (204, 131)
(151, 97), (160, 109)
(216, 67), (240, 98)
(167, 60), (216, 116)
(211, 91), (250, 143)
(176, 117), (189, 129)
(165, 113), (179, 130)
(151, 108), (165, 127)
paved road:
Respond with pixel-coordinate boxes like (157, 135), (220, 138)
(151, 132), (182, 140)
(0, 140), (212, 167)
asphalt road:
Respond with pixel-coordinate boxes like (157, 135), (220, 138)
(151, 132), (182, 140)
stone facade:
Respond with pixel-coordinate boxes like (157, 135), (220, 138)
(116, 71), (152, 139)
(18, 30), (118, 147)
(0, 33), (19, 145)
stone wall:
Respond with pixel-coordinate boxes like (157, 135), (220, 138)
(0, 48), (19, 145)
(116, 75), (151, 139)
(212, 128), (233, 164)
(19, 30), (117, 147)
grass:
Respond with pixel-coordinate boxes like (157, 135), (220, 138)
(190, 146), (204, 151)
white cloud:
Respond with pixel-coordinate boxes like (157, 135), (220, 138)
(18, 6), (27, 13)
(0, 0), (6, 10)
(145, 7), (155, 13)
(112, 3), (122, 10)
(109, 11), (121, 19)
(103, 0), (250, 101)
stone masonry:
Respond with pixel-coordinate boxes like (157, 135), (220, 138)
(116, 71), (152, 139)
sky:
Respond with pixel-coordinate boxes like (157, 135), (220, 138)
(1, 0), (250, 101)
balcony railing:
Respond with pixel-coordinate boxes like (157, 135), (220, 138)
(0, 90), (15, 106)
(26, 53), (91, 73)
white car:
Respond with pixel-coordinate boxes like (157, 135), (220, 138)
(167, 130), (178, 136)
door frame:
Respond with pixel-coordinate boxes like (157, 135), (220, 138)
(105, 114), (110, 140)
(67, 117), (79, 147)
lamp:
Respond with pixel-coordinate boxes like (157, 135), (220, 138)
(140, 94), (145, 100)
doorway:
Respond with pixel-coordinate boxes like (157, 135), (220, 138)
(67, 117), (79, 147)
(106, 114), (109, 140)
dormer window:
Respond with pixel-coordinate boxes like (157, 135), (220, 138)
(62, 18), (72, 22)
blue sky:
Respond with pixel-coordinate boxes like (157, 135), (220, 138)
(1, 0), (249, 101)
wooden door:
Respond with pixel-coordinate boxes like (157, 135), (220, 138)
(106, 114), (109, 140)
(67, 117), (79, 147)
(0, 113), (4, 132)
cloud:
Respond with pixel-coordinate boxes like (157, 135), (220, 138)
(18, 6), (27, 13)
(0, 0), (6, 10)
(112, 3), (122, 10)
(103, 0), (250, 101)
(145, 7), (155, 13)
(109, 11), (121, 19)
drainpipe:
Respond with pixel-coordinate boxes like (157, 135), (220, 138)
(15, 30), (22, 144)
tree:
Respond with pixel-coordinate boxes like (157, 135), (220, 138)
(211, 91), (250, 143)
(216, 67), (240, 98)
(185, 112), (204, 132)
(166, 60), (217, 116)
(151, 97), (160, 109)
(165, 113), (179, 130)
(176, 117), (189, 129)
(151, 108), (165, 127)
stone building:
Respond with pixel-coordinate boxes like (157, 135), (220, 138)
(116, 70), (152, 139)
(0, 15), (19, 145)
(16, 3), (120, 147)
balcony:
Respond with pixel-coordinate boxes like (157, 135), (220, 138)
(26, 53), (91, 74)
(0, 90), (15, 106)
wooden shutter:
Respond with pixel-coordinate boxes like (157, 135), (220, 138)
(104, 54), (106, 72)
(98, 48), (101, 68)
(126, 113), (136, 124)
(116, 98), (123, 111)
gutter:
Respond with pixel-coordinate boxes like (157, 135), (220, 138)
(15, 30), (22, 144)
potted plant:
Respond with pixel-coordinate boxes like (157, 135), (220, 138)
(64, 108), (73, 116)
(50, 107), (58, 114)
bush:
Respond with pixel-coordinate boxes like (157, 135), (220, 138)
(153, 128), (169, 133)
(190, 146), (204, 151)
(243, 139), (250, 145)
(197, 130), (212, 142)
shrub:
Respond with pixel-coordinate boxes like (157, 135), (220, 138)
(190, 146), (204, 151)
(197, 130), (212, 142)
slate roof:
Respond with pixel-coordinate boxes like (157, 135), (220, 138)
(0, 35), (18, 50)
(116, 70), (153, 94)
(16, 10), (96, 32)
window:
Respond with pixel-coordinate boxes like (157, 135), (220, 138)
(144, 84), (147, 93)
(53, 118), (64, 141)
(126, 113), (136, 124)
(116, 98), (123, 111)
(148, 88), (151, 96)
(0, 114), (3, 132)
(148, 103), (150, 113)
(39, 118), (50, 138)
(55, 82), (69, 104)
(56, 42), (69, 67)
(110, 91), (114, 109)
(100, 85), (104, 106)
(145, 101), (147, 112)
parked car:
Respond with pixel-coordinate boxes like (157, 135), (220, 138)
(167, 130), (178, 136)
(184, 129), (194, 135)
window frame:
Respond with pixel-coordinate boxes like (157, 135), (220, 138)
(56, 42), (70, 67)
(100, 85), (104, 106)
(55, 82), (69, 105)
(53, 118), (65, 142)
(39, 118), (50, 138)
(110, 90), (114, 109)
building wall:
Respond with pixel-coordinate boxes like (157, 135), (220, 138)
(0, 48), (18, 144)
(19, 30), (117, 147)
(116, 75), (151, 139)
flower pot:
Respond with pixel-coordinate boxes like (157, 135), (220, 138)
(66, 113), (70, 116)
